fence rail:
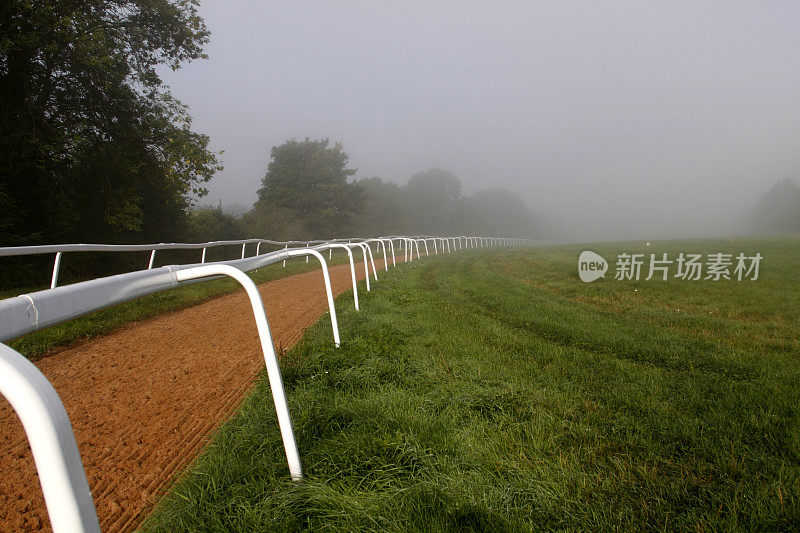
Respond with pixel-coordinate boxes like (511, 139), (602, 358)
(0, 236), (538, 288)
(0, 234), (537, 532)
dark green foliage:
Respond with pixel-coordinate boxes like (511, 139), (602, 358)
(248, 151), (538, 241)
(349, 177), (411, 237)
(252, 138), (364, 239)
(241, 203), (310, 242)
(0, 0), (220, 248)
(187, 204), (243, 242)
(142, 236), (800, 531)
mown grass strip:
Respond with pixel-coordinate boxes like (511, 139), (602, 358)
(143, 237), (798, 531)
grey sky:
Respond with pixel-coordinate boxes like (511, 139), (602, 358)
(161, 1), (800, 241)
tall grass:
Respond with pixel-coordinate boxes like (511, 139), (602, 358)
(142, 236), (799, 531)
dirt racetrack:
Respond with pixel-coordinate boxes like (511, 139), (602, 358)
(0, 260), (375, 532)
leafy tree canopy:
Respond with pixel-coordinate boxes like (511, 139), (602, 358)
(187, 203), (243, 243)
(350, 177), (410, 237)
(406, 168), (462, 205)
(255, 138), (364, 238)
(404, 168), (463, 234)
(0, 0), (221, 245)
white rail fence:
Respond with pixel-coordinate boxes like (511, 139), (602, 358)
(0, 234), (537, 532)
(0, 236), (537, 289)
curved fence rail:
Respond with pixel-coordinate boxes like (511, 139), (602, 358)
(0, 247), (343, 344)
(0, 344), (101, 533)
(174, 264), (303, 481)
(0, 234), (538, 532)
(0, 236), (539, 288)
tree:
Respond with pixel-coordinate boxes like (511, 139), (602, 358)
(187, 203), (243, 243)
(350, 177), (411, 237)
(254, 138), (364, 238)
(453, 188), (538, 237)
(241, 204), (309, 242)
(753, 178), (800, 234)
(404, 168), (462, 234)
(0, 0), (221, 246)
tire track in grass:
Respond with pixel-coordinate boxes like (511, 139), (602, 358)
(0, 261), (369, 532)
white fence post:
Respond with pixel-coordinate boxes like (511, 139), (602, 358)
(324, 244), (360, 311)
(379, 239), (389, 271)
(174, 264), (303, 481)
(363, 243), (378, 281)
(147, 250), (156, 270)
(281, 248), (341, 347)
(0, 343), (101, 533)
(50, 252), (63, 289)
(352, 243), (371, 292)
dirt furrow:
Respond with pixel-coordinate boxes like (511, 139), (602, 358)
(0, 261), (368, 532)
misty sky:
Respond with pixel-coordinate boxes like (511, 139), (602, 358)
(160, 1), (800, 242)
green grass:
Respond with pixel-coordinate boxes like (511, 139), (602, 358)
(140, 236), (799, 531)
(8, 253), (353, 361)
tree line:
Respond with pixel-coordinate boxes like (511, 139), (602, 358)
(4, 2), (794, 287)
(1, 1), (220, 249)
(1, 4), (536, 254)
(192, 137), (539, 244)
(0, 1), (223, 284)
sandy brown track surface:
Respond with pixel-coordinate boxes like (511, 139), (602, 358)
(0, 260), (380, 532)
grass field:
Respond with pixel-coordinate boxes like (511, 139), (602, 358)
(140, 236), (799, 531)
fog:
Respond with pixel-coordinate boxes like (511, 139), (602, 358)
(160, 1), (800, 242)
